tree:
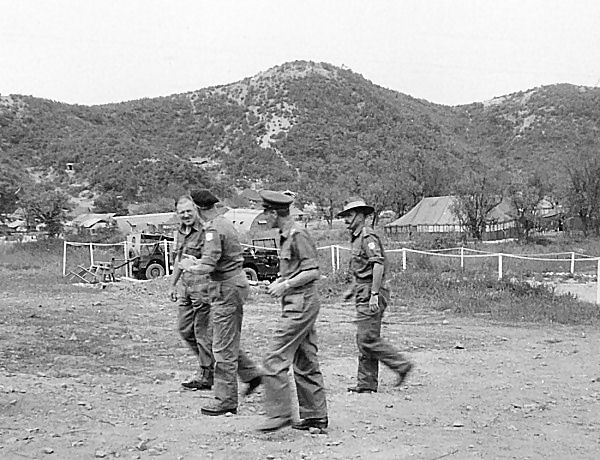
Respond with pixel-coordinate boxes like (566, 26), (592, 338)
(506, 171), (547, 240)
(92, 192), (128, 215)
(300, 159), (346, 228)
(18, 183), (73, 237)
(563, 150), (600, 236)
(451, 162), (504, 240)
(0, 156), (26, 221)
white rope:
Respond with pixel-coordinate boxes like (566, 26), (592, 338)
(315, 245), (600, 262)
(65, 241), (125, 247)
(65, 241), (170, 248)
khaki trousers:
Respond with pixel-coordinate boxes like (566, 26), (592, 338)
(262, 285), (328, 421)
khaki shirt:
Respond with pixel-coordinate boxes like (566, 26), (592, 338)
(197, 214), (244, 280)
(174, 221), (204, 260)
(349, 226), (386, 281)
(279, 224), (319, 287)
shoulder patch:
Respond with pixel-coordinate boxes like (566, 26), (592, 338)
(368, 241), (377, 250)
(206, 232), (214, 242)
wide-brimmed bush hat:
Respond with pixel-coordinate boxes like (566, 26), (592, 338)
(336, 197), (375, 217)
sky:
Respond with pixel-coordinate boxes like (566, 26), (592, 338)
(1, 0), (599, 106)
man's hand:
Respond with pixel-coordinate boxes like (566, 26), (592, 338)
(369, 294), (380, 313)
(168, 286), (178, 302)
(177, 257), (196, 272)
(342, 287), (354, 301)
(267, 279), (290, 298)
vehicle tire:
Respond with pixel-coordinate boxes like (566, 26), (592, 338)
(243, 267), (258, 282)
(145, 262), (165, 279)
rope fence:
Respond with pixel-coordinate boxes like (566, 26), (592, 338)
(318, 245), (600, 305)
(63, 240), (174, 279)
(63, 240), (600, 304)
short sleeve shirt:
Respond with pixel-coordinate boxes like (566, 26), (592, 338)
(197, 215), (244, 277)
(279, 224), (319, 280)
(174, 222), (204, 260)
(350, 226), (386, 280)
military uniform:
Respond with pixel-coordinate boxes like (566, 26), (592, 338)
(349, 224), (412, 392)
(254, 190), (328, 432)
(262, 222), (328, 426)
(194, 211), (261, 413)
(174, 221), (213, 387)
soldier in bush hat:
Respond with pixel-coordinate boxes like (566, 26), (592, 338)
(168, 194), (214, 391)
(337, 197), (413, 393)
(255, 190), (328, 432)
(179, 189), (262, 416)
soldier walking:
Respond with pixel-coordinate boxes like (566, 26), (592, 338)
(337, 198), (413, 393)
(168, 195), (213, 390)
(178, 189), (262, 416)
(256, 190), (328, 432)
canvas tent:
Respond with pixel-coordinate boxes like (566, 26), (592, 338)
(384, 196), (517, 239)
(113, 212), (178, 235)
(222, 208), (269, 236)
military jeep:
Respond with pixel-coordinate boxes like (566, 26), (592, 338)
(242, 237), (279, 282)
(128, 233), (174, 280)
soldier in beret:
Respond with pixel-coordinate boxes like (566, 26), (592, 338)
(337, 197), (413, 393)
(178, 189), (262, 416)
(256, 190), (328, 433)
(168, 195), (214, 391)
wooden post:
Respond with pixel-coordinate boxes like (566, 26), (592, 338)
(460, 247), (464, 270)
(570, 252), (575, 275)
(498, 253), (503, 280)
(164, 240), (170, 276)
(89, 243), (94, 267)
(62, 240), (67, 277)
(330, 245), (336, 273)
(123, 241), (129, 278)
(596, 259), (600, 305)
(335, 245), (340, 272)
(402, 248), (407, 271)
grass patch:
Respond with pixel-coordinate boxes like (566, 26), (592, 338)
(390, 269), (599, 325)
(4, 236), (600, 327)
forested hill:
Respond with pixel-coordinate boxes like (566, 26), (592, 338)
(1, 60), (600, 217)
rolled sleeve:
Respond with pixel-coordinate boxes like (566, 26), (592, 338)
(295, 232), (319, 272)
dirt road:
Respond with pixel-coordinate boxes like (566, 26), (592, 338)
(1, 272), (599, 459)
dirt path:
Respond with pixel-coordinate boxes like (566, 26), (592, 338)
(554, 281), (598, 304)
(1, 273), (600, 459)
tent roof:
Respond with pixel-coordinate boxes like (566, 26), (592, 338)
(222, 208), (265, 234)
(385, 196), (460, 228)
(385, 196), (515, 228)
(71, 213), (115, 225)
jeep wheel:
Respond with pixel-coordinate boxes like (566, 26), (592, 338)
(243, 267), (258, 282)
(145, 262), (165, 279)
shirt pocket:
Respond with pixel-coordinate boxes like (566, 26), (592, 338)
(184, 241), (203, 259)
(282, 292), (305, 314)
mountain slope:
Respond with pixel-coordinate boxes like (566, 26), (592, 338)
(1, 61), (599, 213)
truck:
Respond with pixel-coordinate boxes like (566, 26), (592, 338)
(242, 237), (279, 282)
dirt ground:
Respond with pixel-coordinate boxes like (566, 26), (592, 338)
(1, 269), (600, 460)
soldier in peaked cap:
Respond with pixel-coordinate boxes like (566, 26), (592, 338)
(169, 195), (214, 391)
(256, 190), (328, 433)
(337, 197), (413, 393)
(178, 189), (262, 416)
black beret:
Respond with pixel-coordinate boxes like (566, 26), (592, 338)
(260, 190), (294, 210)
(191, 189), (220, 209)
